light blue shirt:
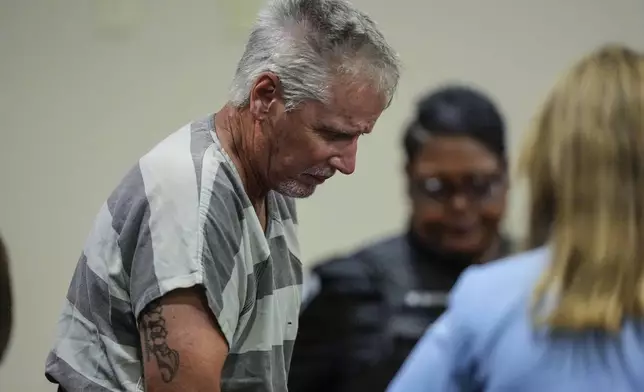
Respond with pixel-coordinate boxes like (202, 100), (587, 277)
(387, 247), (644, 392)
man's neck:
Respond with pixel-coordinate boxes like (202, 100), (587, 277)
(214, 105), (269, 208)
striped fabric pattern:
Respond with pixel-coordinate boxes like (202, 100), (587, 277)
(45, 115), (303, 392)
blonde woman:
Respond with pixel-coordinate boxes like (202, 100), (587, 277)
(387, 44), (644, 392)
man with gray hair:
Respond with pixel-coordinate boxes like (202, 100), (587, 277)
(44, 0), (399, 391)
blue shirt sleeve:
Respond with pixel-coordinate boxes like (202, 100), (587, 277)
(386, 268), (480, 392)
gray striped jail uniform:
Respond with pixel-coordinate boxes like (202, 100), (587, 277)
(45, 115), (303, 392)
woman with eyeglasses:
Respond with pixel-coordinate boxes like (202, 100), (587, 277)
(387, 45), (644, 392)
(288, 86), (513, 392)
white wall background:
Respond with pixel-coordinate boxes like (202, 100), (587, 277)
(1, 0), (643, 390)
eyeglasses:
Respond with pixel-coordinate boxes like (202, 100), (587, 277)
(412, 174), (505, 204)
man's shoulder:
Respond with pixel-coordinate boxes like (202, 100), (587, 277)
(108, 115), (247, 223)
(313, 235), (406, 275)
(310, 234), (406, 292)
(137, 115), (239, 197)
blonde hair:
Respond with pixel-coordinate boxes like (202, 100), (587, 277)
(519, 44), (644, 332)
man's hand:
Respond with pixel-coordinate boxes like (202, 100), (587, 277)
(139, 287), (229, 392)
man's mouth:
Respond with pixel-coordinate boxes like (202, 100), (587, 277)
(303, 173), (328, 185)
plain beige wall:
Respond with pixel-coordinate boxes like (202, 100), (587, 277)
(1, 0), (643, 390)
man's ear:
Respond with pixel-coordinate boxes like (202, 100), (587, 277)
(249, 72), (283, 121)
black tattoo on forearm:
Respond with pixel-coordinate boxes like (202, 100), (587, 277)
(141, 302), (180, 383)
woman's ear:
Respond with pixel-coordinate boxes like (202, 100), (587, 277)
(405, 160), (415, 197)
(404, 161), (413, 176)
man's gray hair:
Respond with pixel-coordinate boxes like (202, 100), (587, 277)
(229, 0), (400, 111)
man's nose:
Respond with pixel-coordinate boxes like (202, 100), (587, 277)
(329, 140), (358, 175)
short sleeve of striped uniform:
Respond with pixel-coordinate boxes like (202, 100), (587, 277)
(122, 121), (249, 345)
